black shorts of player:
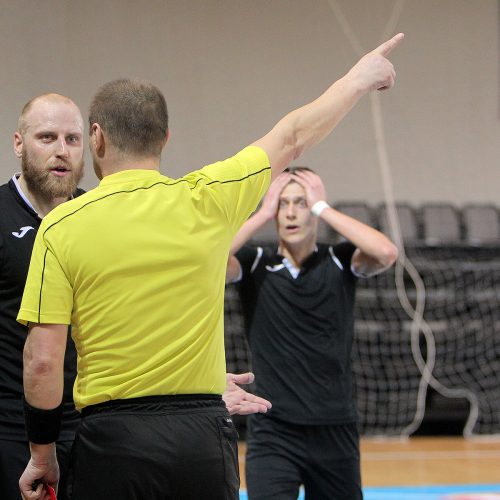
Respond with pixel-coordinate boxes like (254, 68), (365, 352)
(69, 394), (239, 500)
(246, 414), (362, 500)
(0, 438), (73, 500)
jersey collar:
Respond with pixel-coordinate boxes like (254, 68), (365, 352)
(11, 173), (39, 216)
(99, 169), (162, 186)
(11, 173), (78, 218)
(276, 245), (319, 279)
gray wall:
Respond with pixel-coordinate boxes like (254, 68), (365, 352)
(1, 0), (498, 205)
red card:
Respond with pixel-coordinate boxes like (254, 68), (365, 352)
(44, 484), (57, 500)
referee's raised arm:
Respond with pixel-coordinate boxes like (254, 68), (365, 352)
(252, 33), (404, 180)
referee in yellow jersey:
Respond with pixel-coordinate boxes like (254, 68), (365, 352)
(18, 34), (403, 500)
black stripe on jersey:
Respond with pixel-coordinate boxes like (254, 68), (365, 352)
(205, 166), (270, 186)
(35, 166), (270, 321)
(38, 248), (49, 323)
(41, 166), (271, 239)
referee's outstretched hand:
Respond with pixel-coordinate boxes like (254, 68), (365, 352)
(223, 372), (272, 415)
(347, 32), (404, 93)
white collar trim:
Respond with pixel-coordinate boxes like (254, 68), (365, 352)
(12, 173), (38, 215)
(278, 245), (319, 280)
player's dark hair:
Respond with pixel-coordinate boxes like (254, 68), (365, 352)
(285, 166), (316, 174)
(285, 166), (316, 185)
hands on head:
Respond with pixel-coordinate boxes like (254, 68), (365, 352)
(223, 372), (272, 416)
(259, 171), (291, 221)
(290, 170), (327, 209)
(262, 169), (328, 216)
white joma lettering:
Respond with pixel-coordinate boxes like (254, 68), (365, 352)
(12, 226), (35, 238)
(265, 264), (285, 273)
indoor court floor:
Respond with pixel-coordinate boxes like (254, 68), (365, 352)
(238, 437), (500, 499)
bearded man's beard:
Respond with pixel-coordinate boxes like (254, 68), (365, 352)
(21, 149), (84, 200)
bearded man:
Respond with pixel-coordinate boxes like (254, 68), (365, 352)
(1, 94), (271, 500)
(0, 93), (85, 500)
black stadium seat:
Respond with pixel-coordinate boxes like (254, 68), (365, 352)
(462, 204), (500, 246)
(420, 203), (461, 245)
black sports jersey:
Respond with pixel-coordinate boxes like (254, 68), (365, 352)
(236, 242), (358, 425)
(0, 176), (82, 440)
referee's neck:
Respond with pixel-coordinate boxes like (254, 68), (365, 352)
(97, 155), (161, 179)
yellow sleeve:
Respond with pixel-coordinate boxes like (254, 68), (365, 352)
(17, 223), (73, 326)
(184, 146), (271, 235)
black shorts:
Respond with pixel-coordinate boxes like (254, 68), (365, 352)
(245, 414), (362, 500)
(69, 395), (239, 500)
(0, 438), (73, 500)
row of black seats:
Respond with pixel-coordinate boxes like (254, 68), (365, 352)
(251, 202), (500, 246)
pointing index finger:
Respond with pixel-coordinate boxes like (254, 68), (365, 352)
(374, 32), (404, 57)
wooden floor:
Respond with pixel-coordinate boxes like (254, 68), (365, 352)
(238, 436), (500, 489)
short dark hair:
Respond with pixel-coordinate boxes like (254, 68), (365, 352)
(89, 79), (168, 158)
(284, 166), (315, 174)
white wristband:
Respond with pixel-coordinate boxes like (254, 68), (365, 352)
(311, 200), (330, 217)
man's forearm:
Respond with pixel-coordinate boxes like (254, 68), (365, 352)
(280, 75), (363, 162)
(320, 207), (398, 267)
(24, 366), (64, 410)
(256, 75), (364, 177)
(230, 210), (272, 256)
(23, 324), (67, 409)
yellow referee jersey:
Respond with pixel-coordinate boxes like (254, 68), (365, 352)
(18, 146), (270, 410)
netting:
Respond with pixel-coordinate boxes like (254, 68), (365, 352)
(224, 244), (500, 436)
(352, 246), (500, 436)
(224, 284), (251, 375)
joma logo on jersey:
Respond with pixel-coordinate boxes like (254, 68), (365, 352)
(12, 226), (35, 238)
(265, 264), (285, 273)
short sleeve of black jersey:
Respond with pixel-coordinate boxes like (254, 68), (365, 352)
(332, 241), (357, 274)
(235, 245), (260, 282)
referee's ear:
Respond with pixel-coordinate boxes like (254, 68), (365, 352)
(89, 123), (106, 159)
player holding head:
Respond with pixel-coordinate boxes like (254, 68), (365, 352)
(226, 168), (398, 499)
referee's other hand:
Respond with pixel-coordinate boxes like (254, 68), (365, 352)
(223, 372), (272, 415)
